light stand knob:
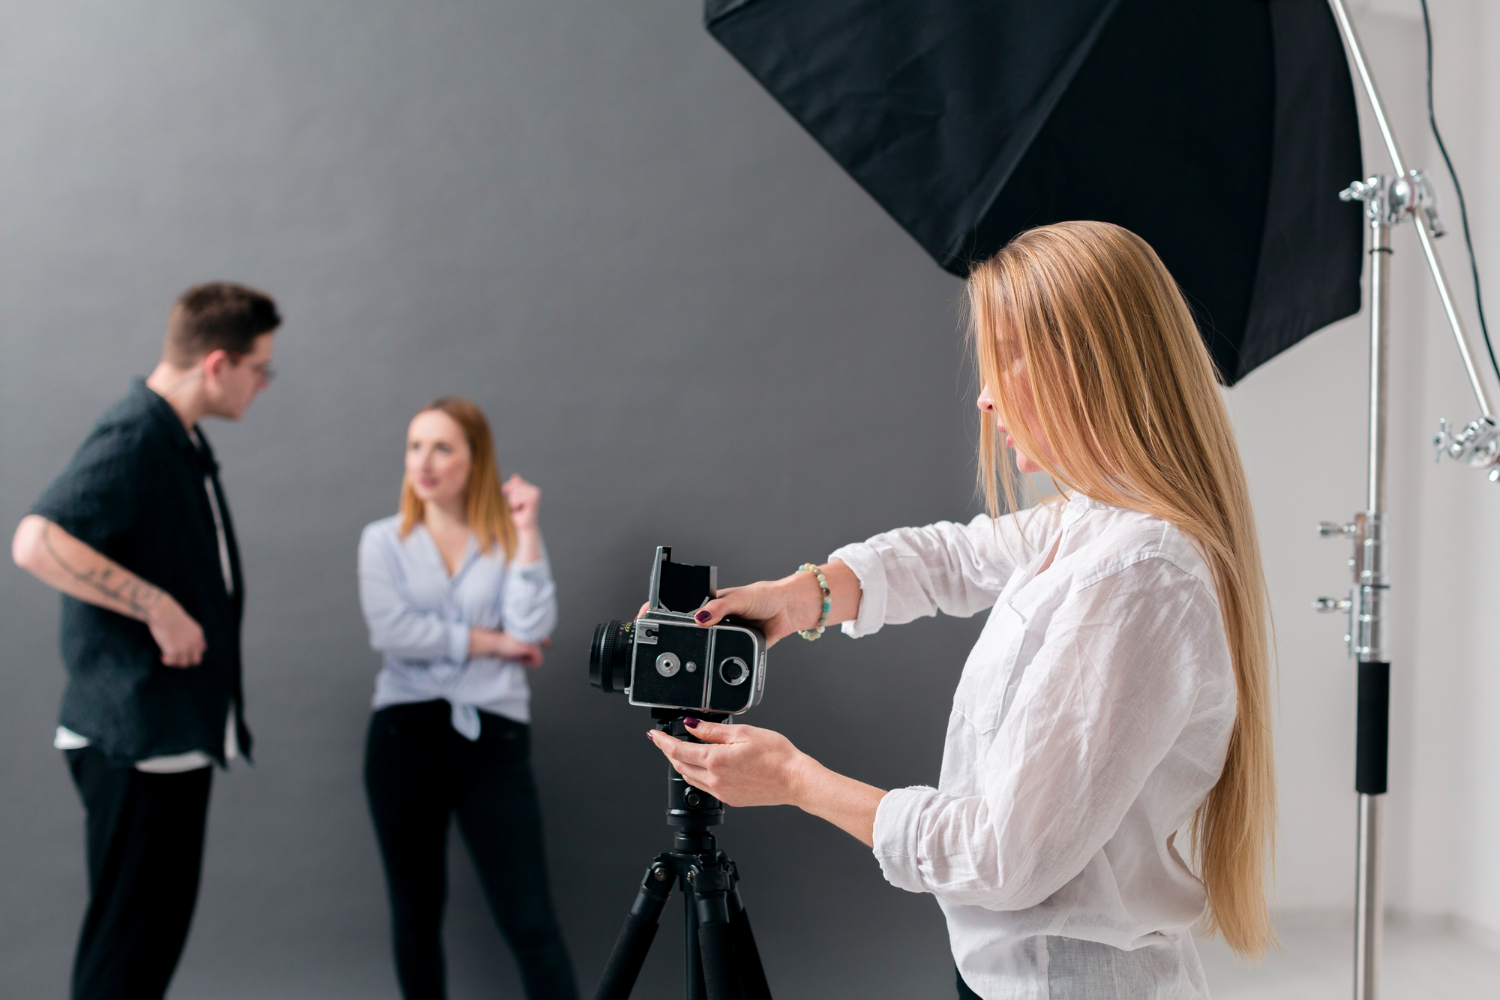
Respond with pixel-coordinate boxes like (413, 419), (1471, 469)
(1313, 597), (1354, 613)
(1318, 521), (1357, 538)
(1434, 415), (1500, 469)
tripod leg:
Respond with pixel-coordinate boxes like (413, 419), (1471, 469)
(728, 888), (772, 1000)
(593, 859), (675, 1000)
(686, 885), (707, 1000)
(693, 874), (743, 1000)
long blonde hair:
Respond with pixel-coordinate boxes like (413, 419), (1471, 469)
(399, 397), (518, 561)
(968, 221), (1275, 957)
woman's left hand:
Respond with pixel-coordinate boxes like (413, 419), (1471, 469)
(473, 628), (547, 668)
(502, 474), (541, 532)
(648, 719), (809, 808)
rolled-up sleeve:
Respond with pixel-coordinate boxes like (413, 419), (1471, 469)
(872, 785), (942, 892)
(501, 542), (558, 643)
(358, 524), (470, 662)
(871, 557), (1231, 911)
(31, 423), (146, 553)
(829, 510), (1038, 638)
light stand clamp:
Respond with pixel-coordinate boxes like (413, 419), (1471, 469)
(1433, 415), (1500, 474)
(1340, 172), (1500, 478)
(1339, 170), (1445, 234)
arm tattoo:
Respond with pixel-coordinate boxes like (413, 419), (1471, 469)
(40, 523), (163, 621)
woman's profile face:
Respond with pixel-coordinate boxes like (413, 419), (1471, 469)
(977, 328), (1053, 475)
(406, 409), (472, 509)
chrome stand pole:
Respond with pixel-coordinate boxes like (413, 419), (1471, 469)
(1354, 217), (1391, 1000)
(1318, 183), (1395, 1000)
(1318, 4), (1500, 995)
(1321, 213), (1392, 1000)
(1310, 4), (1500, 997)
(1354, 794), (1384, 1000)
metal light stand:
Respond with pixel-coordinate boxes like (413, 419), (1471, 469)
(1317, 4), (1500, 999)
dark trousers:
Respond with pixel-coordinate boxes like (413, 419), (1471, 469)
(957, 967), (983, 999)
(64, 747), (213, 1000)
(364, 701), (577, 1000)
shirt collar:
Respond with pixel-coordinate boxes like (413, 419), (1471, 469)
(133, 378), (219, 474)
(1064, 492), (1112, 512)
(413, 523), (481, 583)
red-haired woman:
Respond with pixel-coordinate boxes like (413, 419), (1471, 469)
(358, 398), (575, 1000)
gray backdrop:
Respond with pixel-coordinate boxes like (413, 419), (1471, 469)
(0, 2), (989, 997)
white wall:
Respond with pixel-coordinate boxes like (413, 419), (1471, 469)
(1228, 0), (1500, 939)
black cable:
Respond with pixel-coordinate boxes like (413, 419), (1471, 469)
(1419, 0), (1500, 385)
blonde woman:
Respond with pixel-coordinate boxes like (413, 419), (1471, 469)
(358, 398), (576, 1000)
(648, 222), (1274, 999)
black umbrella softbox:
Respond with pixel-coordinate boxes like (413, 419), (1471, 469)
(707, 0), (1364, 383)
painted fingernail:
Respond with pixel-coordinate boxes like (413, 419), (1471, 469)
(695, 610), (712, 624)
(646, 731), (656, 741)
(683, 717), (701, 729)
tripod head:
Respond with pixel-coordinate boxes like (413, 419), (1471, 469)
(652, 709), (728, 849)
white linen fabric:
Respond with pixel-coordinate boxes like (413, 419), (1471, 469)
(357, 515), (557, 738)
(829, 495), (1236, 1000)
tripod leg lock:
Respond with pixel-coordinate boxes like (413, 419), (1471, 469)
(593, 857), (679, 1000)
(689, 860), (762, 1000)
(630, 858), (676, 920)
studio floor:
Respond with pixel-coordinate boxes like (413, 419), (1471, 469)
(1197, 910), (1500, 999)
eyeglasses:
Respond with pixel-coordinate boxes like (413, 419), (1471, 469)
(225, 353), (276, 385)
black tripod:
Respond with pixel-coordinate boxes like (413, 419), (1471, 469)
(593, 713), (773, 1000)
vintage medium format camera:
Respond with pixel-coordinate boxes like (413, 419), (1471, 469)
(590, 547), (767, 716)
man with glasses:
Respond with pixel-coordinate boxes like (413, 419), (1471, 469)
(11, 282), (280, 1000)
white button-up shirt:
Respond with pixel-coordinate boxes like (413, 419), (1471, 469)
(357, 515), (558, 738)
(830, 495), (1235, 1000)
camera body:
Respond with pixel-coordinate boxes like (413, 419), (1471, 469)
(591, 547), (767, 716)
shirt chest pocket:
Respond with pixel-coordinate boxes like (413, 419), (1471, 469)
(952, 602), (1032, 734)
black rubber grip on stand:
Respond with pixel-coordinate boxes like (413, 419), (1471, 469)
(594, 913), (659, 1000)
(729, 898), (772, 1000)
(1355, 661), (1390, 795)
(696, 918), (740, 1000)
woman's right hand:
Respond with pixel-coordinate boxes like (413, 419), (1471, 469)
(691, 575), (822, 646)
(470, 628), (545, 668)
(632, 561), (860, 647)
(693, 560), (861, 646)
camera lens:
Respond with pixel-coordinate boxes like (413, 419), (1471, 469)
(589, 620), (633, 694)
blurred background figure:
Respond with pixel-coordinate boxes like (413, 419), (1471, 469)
(357, 397), (576, 1000)
(10, 282), (280, 1000)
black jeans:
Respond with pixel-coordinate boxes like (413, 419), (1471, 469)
(364, 701), (577, 1000)
(65, 747), (213, 1000)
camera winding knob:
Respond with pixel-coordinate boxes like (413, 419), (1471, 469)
(719, 656), (749, 686)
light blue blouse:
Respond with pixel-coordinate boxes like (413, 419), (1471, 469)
(357, 515), (558, 738)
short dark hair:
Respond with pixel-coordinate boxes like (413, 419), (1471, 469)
(163, 281), (281, 366)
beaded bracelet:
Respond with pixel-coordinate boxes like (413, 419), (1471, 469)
(797, 563), (831, 640)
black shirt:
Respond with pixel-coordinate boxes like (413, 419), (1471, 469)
(31, 379), (252, 766)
